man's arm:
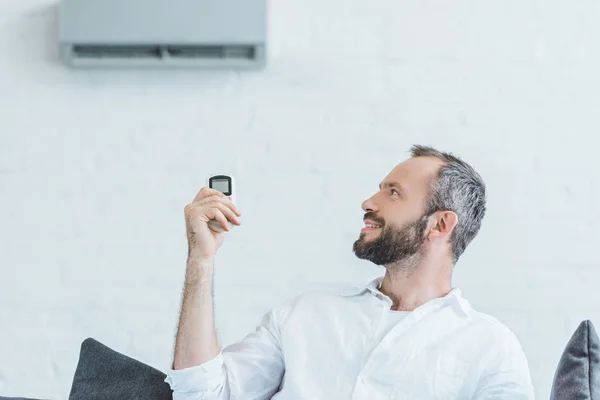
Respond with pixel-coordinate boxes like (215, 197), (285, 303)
(166, 254), (286, 400)
(472, 332), (535, 400)
(171, 254), (219, 371)
(165, 254), (229, 400)
(165, 252), (287, 400)
(170, 186), (239, 372)
(165, 187), (285, 399)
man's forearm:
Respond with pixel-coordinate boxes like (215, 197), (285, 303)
(172, 254), (220, 370)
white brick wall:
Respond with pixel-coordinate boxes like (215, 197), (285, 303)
(1, 0), (600, 398)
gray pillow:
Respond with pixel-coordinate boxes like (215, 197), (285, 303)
(68, 338), (173, 400)
(550, 320), (600, 400)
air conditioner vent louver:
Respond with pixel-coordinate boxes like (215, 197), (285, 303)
(59, 0), (267, 69)
(71, 45), (257, 60)
(72, 45), (162, 58)
(167, 45), (256, 60)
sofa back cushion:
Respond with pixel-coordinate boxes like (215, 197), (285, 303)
(550, 320), (600, 400)
(68, 338), (173, 400)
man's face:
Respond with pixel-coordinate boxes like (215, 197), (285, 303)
(352, 157), (443, 266)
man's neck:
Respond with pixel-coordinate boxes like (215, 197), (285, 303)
(379, 257), (453, 311)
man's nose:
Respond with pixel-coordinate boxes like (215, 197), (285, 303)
(361, 196), (378, 213)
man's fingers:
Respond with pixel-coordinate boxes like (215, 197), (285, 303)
(193, 187), (225, 203)
(227, 196), (242, 216)
(194, 194), (240, 217)
(217, 196), (241, 217)
(185, 188), (241, 231)
(207, 201), (241, 225)
(191, 189), (240, 216)
(210, 209), (230, 231)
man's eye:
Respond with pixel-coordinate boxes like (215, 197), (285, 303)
(391, 189), (399, 196)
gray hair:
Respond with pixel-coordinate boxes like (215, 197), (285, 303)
(410, 145), (487, 264)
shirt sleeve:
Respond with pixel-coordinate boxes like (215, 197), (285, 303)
(472, 330), (535, 400)
(164, 303), (288, 400)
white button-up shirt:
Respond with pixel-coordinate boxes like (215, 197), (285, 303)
(165, 276), (535, 399)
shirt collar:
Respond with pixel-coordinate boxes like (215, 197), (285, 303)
(340, 276), (472, 316)
(340, 276), (384, 297)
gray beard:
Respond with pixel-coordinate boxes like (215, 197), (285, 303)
(352, 216), (428, 268)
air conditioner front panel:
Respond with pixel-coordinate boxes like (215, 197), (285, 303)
(59, 0), (266, 43)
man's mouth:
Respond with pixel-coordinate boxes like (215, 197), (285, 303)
(361, 220), (382, 232)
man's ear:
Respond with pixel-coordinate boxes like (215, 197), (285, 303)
(428, 211), (458, 239)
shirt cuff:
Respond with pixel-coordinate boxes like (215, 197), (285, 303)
(164, 352), (225, 393)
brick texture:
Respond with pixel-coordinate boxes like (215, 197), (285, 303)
(2, 0), (600, 398)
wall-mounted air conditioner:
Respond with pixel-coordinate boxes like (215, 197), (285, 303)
(59, 0), (267, 69)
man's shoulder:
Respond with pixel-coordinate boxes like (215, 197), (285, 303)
(280, 285), (348, 308)
(466, 307), (525, 349)
(463, 307), (533, 394)
(270, 284), (354, 320)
